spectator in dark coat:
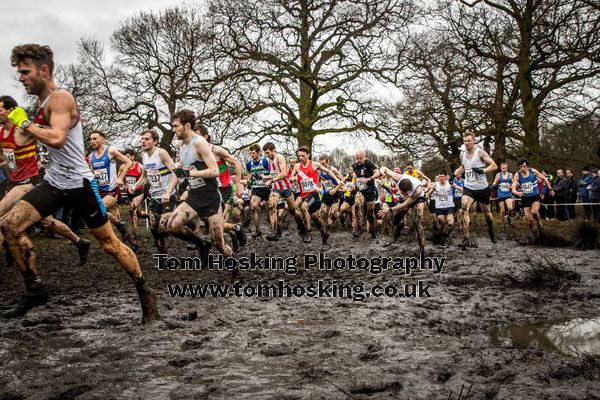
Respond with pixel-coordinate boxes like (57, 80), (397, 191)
(566, 169), (577, 220)
(553, 169), (569, 221)
(588, 168), (600, 223)
(578, 166), (594, 221)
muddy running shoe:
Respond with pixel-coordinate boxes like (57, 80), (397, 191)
(321, 232), (330, 245)
(228, 231), (240, 252)
(460, 236), (478, 248)
(235, 224), (247, 247)
(506, 215), (513, 225)
(251, 230), (262, 239)
(266, 231), (281, 241)
(4, 286), (48, 318)
(136, 281), (159, 325)
(487, 226), (497, 243)
(303, 234), (312, 243)
(76, 238), (91, 266)
(198, 241), (212, 268)
(115, 222), (132, 243)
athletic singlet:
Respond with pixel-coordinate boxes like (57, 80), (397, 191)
(452, 178), (464, 199)
(125, 162), (144, 191)
(246, 157), (270, 189)
(0, 125), (38, 182)
(397, 174), (425, 198)
(142, 148), (173, 199)
(268, 155), (291, 191)
(461, 149), (489, 190)
(91, 147), (117, 192)
(517, 168), (539, 197)
(497, 172), (513, 199)
(179, 134), (218, 193)
(34, 89), (94, 189)
(298, 160), (319, 198)
(318, 169), (338, 193)
(353, 160), (376, 192)
(211, 144), (231, 188)
(380, 177), (398, 203)
(434, 182), (454, 209)
(344, 178), (357, 197)
(287, 168), (300, 193)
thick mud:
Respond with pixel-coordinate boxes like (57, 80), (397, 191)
(1, 216), (599, 399)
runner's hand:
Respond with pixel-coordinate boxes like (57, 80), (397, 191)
(161, 194), (170, 204)
(7, 107), (30, 129)
(472, 167), (485, 174)
(377, 208), (389, 218)
(117, 177), (124, 186)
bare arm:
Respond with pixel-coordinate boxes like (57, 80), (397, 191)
(189, 137), (219, 179)
(492, 173), (500, 187)
(22, 91), (76, 148)
(158, 148), (179, 198)
(214, 145), (242, 196)
(454, 165), (465, 177)
(479, 149), (498, 174)
(109, 147), (133, 184)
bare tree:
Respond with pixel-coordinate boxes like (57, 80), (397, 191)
(445, 0), (600, 164)
(207, 0), (418, 151)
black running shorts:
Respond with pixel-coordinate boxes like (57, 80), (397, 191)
(21, 178), (108, 229)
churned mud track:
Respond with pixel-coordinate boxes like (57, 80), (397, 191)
(0, 217), (599, 399)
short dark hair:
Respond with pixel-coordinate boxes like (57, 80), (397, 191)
(398, 179), (413, 192)
(319, 154), (330, 161)
(263, 142), (276, 151)
(171, 109), (195, 128)
(297, 146), (310, 155)
(11, 44), (55, 74)
(141, 129), (159, 142)
(405, 161), (414, 167)
(194, 121), (209, 137)
(90, 131), (106, 139)
(438, 170), (447, 176)
(249, 144), (261, 153)
(582, 166), (590, 172)
(517, 159), (529, 167)
(0, 95), (18, 110)
(124, 148), (136, 156)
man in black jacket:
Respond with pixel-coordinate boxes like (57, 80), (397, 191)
(589, 168), (600, 223)
(553, 169), (569, 221)
(566, 169), (577, 220)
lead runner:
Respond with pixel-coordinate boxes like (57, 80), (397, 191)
(1, 44), (158, 323)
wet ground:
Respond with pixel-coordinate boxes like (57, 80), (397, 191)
(0, 215), (599, 399)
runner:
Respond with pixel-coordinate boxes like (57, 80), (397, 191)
(451, 172), (464, 227)
(377, 167), (400, 241)
(246, 144), (270, 238)
(453, 131), (498, 247)
(88, 131), (136, 249)
(317, 154), (345, 228)
(262, 142), (307, 241)
(166, 109), (233, 266)
(427, 171), (455, 234)
(2, 44), (158, 322)
(352, 151), (380, 239)
(140, 129), (179, 254)
(511, 159), (554, 241)
(0, 94), (90, 266)
(338, 170), (358, 229)
(377, 167), (427, 253)
(289, 146), (337, 244)
(492, 162), (514, 228)
(120, 149), (147, 244)
(195, 123), (246, 249)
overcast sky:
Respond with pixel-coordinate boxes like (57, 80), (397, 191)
(1, 0), (391, 156)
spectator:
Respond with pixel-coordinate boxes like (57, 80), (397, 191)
(566, 169), (577, 220)
(540, 169), (555, 220)
(589, 168), (600, 223)
(578, 166), (594, 221)
(554, 169), (569, 220)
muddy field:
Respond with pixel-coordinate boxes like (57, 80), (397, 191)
(0, 215), (599, 400)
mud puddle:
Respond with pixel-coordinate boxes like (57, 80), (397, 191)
(490, 317), (600, 355)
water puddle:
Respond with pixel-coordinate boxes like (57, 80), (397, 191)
(490, 317), (600, 355)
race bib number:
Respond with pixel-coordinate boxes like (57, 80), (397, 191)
(291, 179), (299, 191)
(147, 169), (162, 189)
(301, 179), (316, 192)
(125, 176), (137, 189)
(322, 180), (335, 191)
(2, 148), (16, 171)
(499, 182), (510, 192)
(438, 193), (449, 202)
(465, 170), (477, 182)
(94, 168), (109, 187)
(521, 181), (534, 194)
(345, 182), (354, 191)
(356, 178), (368, 191)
